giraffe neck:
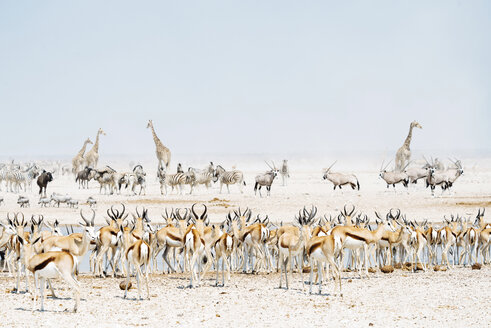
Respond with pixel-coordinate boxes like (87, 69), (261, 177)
(403, 125), (414, 149)
(92, 132), (100, 153)
(77, 141), (89, 157)
(151, 125), (162, 146)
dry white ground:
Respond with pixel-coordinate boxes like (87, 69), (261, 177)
(0, 156), (490, 327)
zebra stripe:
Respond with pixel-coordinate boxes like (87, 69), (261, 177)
(215, 165), (245, 193)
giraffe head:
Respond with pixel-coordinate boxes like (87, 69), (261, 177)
(85, 138), (93, 145)
(98, 128), (106, 136)
(411, 121), (422, 129)
(147, 120), (153, 129)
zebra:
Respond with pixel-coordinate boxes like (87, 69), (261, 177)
(164, 171), (195, 195)
(188, 162), (215, 190)
(280, 160), (290, 186)
(8, 165), (40, 193)
(157, 164), (166, 195)
(120, 165), (147, 195)
(214, 165), (246, 194)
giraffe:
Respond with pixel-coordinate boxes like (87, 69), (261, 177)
(395, 121), (422, 171)
(84, 128), (106, 168)
(147, 120), (171, 170)
(72, 138), (93, 173)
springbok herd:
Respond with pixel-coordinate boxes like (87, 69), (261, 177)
(0, 203), (490, 313)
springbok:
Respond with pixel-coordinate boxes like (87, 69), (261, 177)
(18, 236), (80, 312)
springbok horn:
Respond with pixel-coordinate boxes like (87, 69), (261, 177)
(201, 204), (208, 220)
(191, 204), (199, 220)
(80, 209), (90, 225)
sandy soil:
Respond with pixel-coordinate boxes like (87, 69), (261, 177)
(0, 268), (489, 328)
(0, 157), (490, 327)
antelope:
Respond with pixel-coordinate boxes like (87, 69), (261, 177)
(379, 160), (409, 190)
(50, 193), (71, 207)
(438, 217), (458, 268)
(306, 233), (342, 295)
(120, 223), (151, 300)
(407, 221), (428, 272)
(233, 212), (271, 273)
(424, 220), (439, 266)
(405, 163), (430, 184)
(190, 204), (214, 274)
(442, 159), (464, 191)
(178, 205), (210, 287)
(94, 205), (129, 277)
(278, 206), (315, 290)
(478, 227), (491, 264)
(254, 161), (279, 197)
(322, 161), (360, 190)
(458, 218), (479, 266)
(87, 196), (97, 208)
(213, 221), (236, 286)
(17, 235), (80, 312)
(41, 209), (96, 257)
(331, 211), (393, 277)
(153, 208), (188, 273)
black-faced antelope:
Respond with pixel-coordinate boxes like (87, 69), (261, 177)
(254, 161), (279, 197)
(379, 160), (409, 191)
(322, 161), (360, 191)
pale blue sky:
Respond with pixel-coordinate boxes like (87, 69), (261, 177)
(0, 1), (489, 158)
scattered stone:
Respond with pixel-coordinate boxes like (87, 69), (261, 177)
(381, 265), (394, 273)
(119, 281), (132, 290)
(368, 267), (377, 273)
(472, 263), (482, 270)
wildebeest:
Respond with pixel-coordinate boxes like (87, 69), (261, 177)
(37, 170), (53, 197)
(75, 167), (95, 189)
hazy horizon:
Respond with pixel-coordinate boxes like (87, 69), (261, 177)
(1, 1), (489, 158)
